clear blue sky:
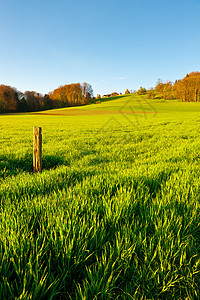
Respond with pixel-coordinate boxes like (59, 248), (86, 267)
(0, 0), (200, 96)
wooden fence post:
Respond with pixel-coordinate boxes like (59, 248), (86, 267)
(33, 127), (42, 172)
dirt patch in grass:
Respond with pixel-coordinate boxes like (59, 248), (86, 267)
(31, 110), (159, 116)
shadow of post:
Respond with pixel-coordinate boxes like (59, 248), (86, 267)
(0, 153), (67, 178)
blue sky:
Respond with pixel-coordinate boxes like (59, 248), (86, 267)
(0, 0), (200, 96)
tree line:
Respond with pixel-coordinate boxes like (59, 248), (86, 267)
(147, 72), (200, 102)
(0, 82), (94, 113)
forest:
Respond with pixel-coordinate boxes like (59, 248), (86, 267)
(0, 82), (93, 113)
(147, 71), (200, 101)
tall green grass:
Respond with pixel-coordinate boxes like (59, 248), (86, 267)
(0, 95), (200, 299)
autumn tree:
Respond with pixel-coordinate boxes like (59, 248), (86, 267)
(146, 88), (156, 99)
(125, 89), (130, 94)
(173, 72), (200, 102)
(24, 91), (43, 111)
(147, 72), (200, 102)
(0, 81), (94, 113)
(137, 86), (147, 95)
(154, 81), (174, 99)
(49, 83), (94, 107)
(0, 85), (19, 113)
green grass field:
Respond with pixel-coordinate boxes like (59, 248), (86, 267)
(1, 94), (200, 299)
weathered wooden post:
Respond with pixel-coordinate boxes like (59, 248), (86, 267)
(33, 127), (42, 172)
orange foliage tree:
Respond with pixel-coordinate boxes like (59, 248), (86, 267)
(0, 85), (19, 113)
(173, 72), (200, 102)
(155, 81), (173, 99)
(0, 82), (94, 113)
(49, 83), (93, 107)
(147, 72), (200, 102)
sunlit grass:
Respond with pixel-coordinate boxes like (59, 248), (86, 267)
(0, 95), (200, 298)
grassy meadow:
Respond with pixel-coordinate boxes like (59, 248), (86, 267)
(1, 94), (200, 299)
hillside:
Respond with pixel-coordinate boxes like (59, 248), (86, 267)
(32, 93), (200, 115)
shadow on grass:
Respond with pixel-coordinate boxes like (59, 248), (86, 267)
(141, 169), (173, 198)
(0, 153), (67, 178)
(90, 94), (129, 104)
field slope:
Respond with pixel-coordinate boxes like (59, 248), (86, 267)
(1, 94), (200, 299)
